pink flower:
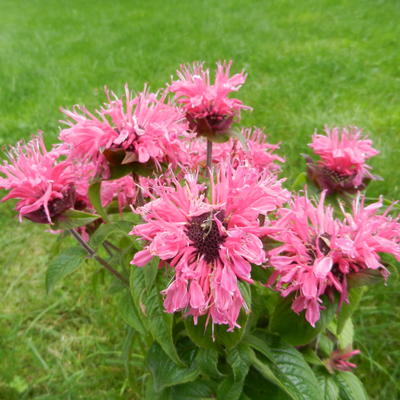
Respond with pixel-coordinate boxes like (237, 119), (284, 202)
(130, 164), (289, 331)
(268, 192), (400, 326)
(101, 176), (137, 212)
(169, 61), (251, 136)
(60, 85), (191, 172)
(184, 127), (284, 172)
(326, 349), (361, 372)
(306, 126), (380, 193)
(0, 135), (75, 223)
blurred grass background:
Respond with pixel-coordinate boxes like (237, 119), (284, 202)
(0, 0), (399, 398)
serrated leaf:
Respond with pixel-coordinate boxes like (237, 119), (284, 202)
(337, 287), (365, 334)
(249, 332), (322, 400)
(45, 247), (86, 293)
(118, 290), (146, 335)
(316, 371), (339, 400)
(195, 348), (224, 379)
(227, 344), (252, 382)
(147, 342), (199, 393)
(269, 295), (337, 346)
(53, 209), (100, 230)
(130, 267), (182, 365)
(334, 371), (368, 400)
(171, 380), (216, 399)
(88, 181), (109, 222)
(217, 376), (246, 400)
(89, 220), (133, 250)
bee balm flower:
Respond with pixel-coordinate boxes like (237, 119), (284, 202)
(130, 164), (289, 331)
(268, 192), (400, 327)
(0, 135), (75, 223)
(60, 86), (190, 174)
(306, 127), (380, 194)
(169, 61), (251, 137)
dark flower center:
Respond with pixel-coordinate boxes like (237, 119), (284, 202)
(24, 184), (76, 224)
(306, 233), (331, 263)
(186, 210), (226, 263)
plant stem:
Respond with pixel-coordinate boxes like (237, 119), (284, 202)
(206, 139), (213, 171)
(69, 229), (129, 287)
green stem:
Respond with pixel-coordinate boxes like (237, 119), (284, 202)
(69, 229), (129, 287)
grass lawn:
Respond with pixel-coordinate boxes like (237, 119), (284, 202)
(0, 0), (399, 398)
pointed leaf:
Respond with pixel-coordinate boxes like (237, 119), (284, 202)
(269, 295), (337, 346)
(147, 342), (199, 392)
(249, 332), (322, 400)
(195, 348), (224, 379)
(334, 371), (368, 400)
(89, 220), (133, 250)
(45, 247), (86, 293)
(337, 287), (365, 334)
(53, 209), (100, 230)
(316, 371), (340, 400)
(130, 267), (182, 365)
(88, 181), (109, 222)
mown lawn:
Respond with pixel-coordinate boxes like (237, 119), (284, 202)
(0, 0), (399, 398)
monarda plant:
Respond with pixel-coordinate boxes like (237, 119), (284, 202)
(1, 61), (399, 400)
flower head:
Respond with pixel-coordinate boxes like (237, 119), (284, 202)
(169, 61), (250, 136)
(60, 85), (190, 173)
(268, 192), (400, 326)
(306, 127), (380, 193)
(326, 348), (361, 373)
(131, 164), (289, 331)
(185, 127), (284, 172)
(0, 135), (75, 223)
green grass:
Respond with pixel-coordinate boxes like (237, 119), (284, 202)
(0, 0), (399, 398)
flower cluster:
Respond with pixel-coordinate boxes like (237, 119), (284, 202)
(1, 60), (398, 341)
(268, 192), (400, 326)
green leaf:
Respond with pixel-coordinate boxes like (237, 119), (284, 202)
(53, 209), (100, 230)
(130, 267), (182, 365)
(227, 344), (252, 382)
(45, 247), (86, 293)
(109, 163), (135, 180)
(89, 220), (133, 251)
(88, 181), (109, 222)
(144, 257), (159, 289)
(217, 376), (246, 400)
(147, 342), (199, 393)
(347, 269), (384, 288)
(243, 367), (292, 400)
(171, 380), (216, 399)
(337, 318), (354, 350)
(334, 371), (368, 400)
(316, 371), (339, 400)
(292, 172), (307, 191)
(216, 344), (252, 400)
(195, 348), (224, 379)
(248, 332), (322, 400)
(318, 334), (334, 358)
(337, 287), (365, 334)
(269, 295), (337, 346)
(118, 290), (146, 335)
